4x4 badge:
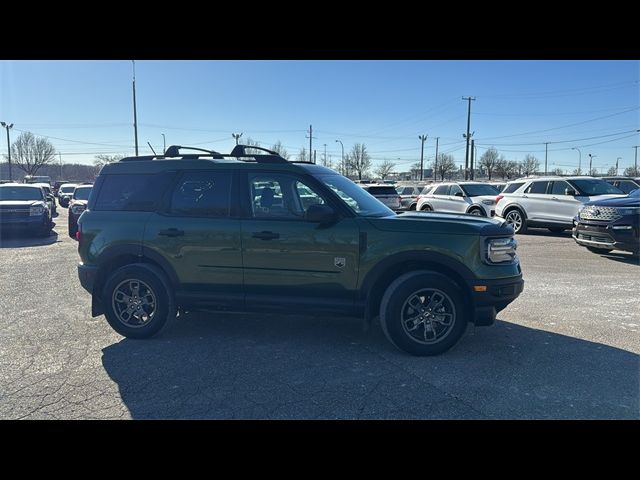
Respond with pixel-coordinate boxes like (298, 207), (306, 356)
(334, 257), (346, 268)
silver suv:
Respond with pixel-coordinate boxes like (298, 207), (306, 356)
(495, 176), (625, 234)
(416, 182), (499, 216)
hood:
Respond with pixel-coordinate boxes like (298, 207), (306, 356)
(473, 195), (498, 203)
(0, 200), (44, 208)
(584, 195), (640, 208)
(367, 211), (513, 236)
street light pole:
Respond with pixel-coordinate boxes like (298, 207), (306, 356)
(161, 133), (166, 154)
(588, 154), (596, 175)
(418, 134), (427, 181)
(232, 133), (243, 145)
(1, 122), (13, 181)
(335, 139), (345, 175)
(571, 147), (582, 175)
(132, 61), (139, 156)
(616, 157), (621, 175)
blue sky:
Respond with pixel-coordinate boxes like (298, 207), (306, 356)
(1, 60), (638, 173)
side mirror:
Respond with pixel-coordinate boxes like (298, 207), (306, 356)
(454, 191), (464, 197)
(304, 204), (336, 224)
(565, 188), (578, 196)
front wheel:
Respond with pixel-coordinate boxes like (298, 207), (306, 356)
(468, 208), (484, 216)
(102, 264), (175, 339)
(420, 204), (432, 212)
(380, 271), (468, 356)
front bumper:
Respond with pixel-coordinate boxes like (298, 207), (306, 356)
(572, 219), (639, 253)
(1, 215), (49, 232)
(470, 275), (524, 326)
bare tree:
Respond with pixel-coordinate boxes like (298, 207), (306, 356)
(94, 154), (124, 170)
(433, 153), (456, 181)
(606, 166), (617, 176)
(520, 154), (540, 177)
(243, 137), (261, 155)
(589, 167), (600, 176)
(571, 168), (583, 176)
(8, 132), (56, 176)
(271, 141), (290, 160)
(297, 147), (308, 162)
(550, 168), (564, 176)
(410, 162), (422, 181)
(375, 160), (396, 180)
(346, 143), (372, 181)
(479, 147), (500, 180)
(624, 166), (639, 176)
(496, 158), (519, 180)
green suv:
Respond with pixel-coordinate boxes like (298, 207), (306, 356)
(77, 145), (523, 356)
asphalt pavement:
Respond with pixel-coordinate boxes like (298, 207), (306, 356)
(0, 207), (638, 419)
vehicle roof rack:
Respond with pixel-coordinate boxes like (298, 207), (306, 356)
(119, 144), (289, 164)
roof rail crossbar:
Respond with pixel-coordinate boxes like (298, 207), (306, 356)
(165, 145), (223, 158)
(230, 144), (280, 157)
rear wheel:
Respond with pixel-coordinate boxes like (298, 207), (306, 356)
(102, 264), (175, 339)
(420, 204), (432, 212)
(380, 271), (468, 356)
(586, 246), (613, 254)
(409, 204), (416, 211)
(504, 208), (527, 234)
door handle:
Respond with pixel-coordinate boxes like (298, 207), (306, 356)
(522, 194), (529, 198)
(158, 228), (185, 237)
(252, 231), (280, 240)
(551, 196), (559, 200)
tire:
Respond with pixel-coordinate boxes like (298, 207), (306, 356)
(586, 246), (613, 254)
(468, 207), (484, 216)
(420, 204), (432, 212)
(409, 204), (416, 211)
(102, 263), (176, 339)
(379, 271), (468, 356)
(504, 207), (527, 234)
(548, 227), (566, 233)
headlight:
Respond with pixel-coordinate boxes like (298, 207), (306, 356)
(71, 204), (86, 215)
(484, 237), (518, 264)
(482, 199), (495, 205)
(617, 207), (640, 216)
(30, 205), (45, 216)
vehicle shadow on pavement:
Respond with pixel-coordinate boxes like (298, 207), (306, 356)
(101, 313), (639, 419)
(0, 230), (60, 248)
(520, 229), (572, 238)
(598, 252), (640, 266)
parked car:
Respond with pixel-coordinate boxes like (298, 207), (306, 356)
(572, 188), (639, 256)
(360, 184), (402, 211)
(600, 176), (640, 195)
(487, 182), (507, 193)
(68, 184), (93, 237)
(32, 183), (57, 216)
(76, 144), (523, 356)
(495, 176), (625, 234)
(396, 184), (427, 211)
(0, 183), (53, 236)
(58, 183), (78, 208)
(416, 182), (499, 217)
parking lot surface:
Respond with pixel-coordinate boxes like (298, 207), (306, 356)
(0, 208), (638, 419)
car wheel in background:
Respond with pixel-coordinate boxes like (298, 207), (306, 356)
(420, 204), (432, 212)
(468, 207), (484, 216)
(504, 208), (527, 234)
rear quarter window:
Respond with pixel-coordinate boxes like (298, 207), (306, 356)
(93, 173), (174, 211)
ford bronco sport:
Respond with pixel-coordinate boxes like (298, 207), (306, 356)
(76, 145), (523, 356)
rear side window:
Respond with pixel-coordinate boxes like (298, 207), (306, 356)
(525, 181), (549, 194)
(434, 185), (450, 195)
(503, 182), (524, 194)
(170, 171), (231, 217)
(94, 173), (173, 211)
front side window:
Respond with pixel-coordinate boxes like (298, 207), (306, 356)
(433, 185), (450, 195)
(318, 174), (394, 217)
(449, 185), (464, 196)
(550, 181), (571, 195)
(170, 171), (231, 217)
(615, 180), (639, 194)
(249, 173), (326, 220)
(569, 179), (623, 196)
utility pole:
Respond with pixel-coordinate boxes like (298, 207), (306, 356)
(571, 147), (582, 175)
(588, 154), (596, 175)
(418, 134), (427, 181)
(232, 133), (243, 145)
(433, 137), (439, 182)
(616, 157), (621, 175)
(59, 152), (63, 179)
(132, 60), (139, 156)
(470, 139), (475, 180)
(634, 146), (638, 175)
(462, 96), (476, 180)
(335, 139), (345, 175)
(544, 142), (549, 175)
(306, 125), (316, 163)
(313, 150), (316, 164)
(323, 143), (327, 166)
(161, 133), (166, 154)
(1, 122), (13, 181)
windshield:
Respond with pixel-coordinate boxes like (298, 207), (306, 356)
(629, 188), (640, 198)
(60, 186), (76, 193)
(569, 179), (623, 196)
(0, 186), (43, 201)
(461, 183), (501, 196)
(318, 174), (395, 217)
(73, 187), (92, 200)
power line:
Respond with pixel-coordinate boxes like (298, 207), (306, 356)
(476, 129), (639, 147)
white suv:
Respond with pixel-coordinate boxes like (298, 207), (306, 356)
(416, 182), (499, 216)
(495, 176), (625, 234)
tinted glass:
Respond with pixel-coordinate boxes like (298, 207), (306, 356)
(615, 180), (640, 194)
(94, 173), (173, 211)
(367, 186), (398, 195)
(73, 187), (93, 200)
(526, 181), (549, 194)
(503, 182), (524, 193)
(60, 186), (77, 194)
(318, 174), (394, 217)
(461, 184), (499, 196)
(434, 185), (450, 195)
(0, 186), (43, 201)
(249, 173), (327, 219)
(569, 179), (623, 196)
(170, 171), (231, 217)
(449, 185), (464, 196)
(550, 181), (571, 195)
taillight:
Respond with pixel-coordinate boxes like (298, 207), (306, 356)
(496, 195), (504, 204)
(76, 230), (81, 241)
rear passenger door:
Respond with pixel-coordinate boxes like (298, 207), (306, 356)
(143, 170), (244, 308)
